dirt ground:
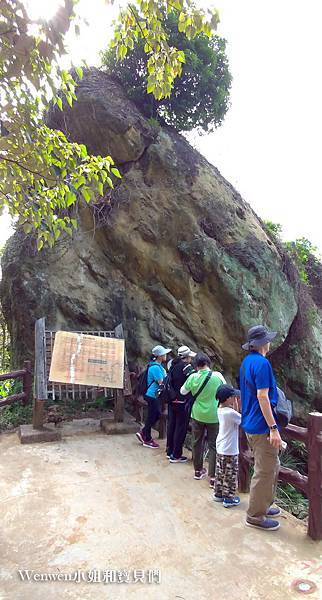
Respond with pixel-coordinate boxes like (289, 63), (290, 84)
(0, 431), (321, 600)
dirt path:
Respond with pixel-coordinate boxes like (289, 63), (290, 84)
(0, 432), (321, 599)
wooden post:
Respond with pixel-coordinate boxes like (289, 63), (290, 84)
(307, 412), (322, 541)
(238, 429), (251, 493)
(33, 317), (47, 430)
(114, 323), (125, 423)
(22, 360), (32, 406)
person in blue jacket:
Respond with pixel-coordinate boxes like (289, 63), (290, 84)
(136, 345), (171, 449)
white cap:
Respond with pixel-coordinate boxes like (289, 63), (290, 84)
(152, 345), (172, 357)
(178, 345), (196, 358)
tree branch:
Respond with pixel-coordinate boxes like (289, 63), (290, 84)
(0, 154), (58, 182)
(0, 29), (16, 36)
(128, 4), (154, 52)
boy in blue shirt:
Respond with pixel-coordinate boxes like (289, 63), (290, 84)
(136, 345), (171, 449)
(240, 325), (283, 531)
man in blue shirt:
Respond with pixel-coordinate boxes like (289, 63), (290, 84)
(240, 325), (282, 531)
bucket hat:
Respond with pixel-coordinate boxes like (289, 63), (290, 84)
(242, 325), (277, 351)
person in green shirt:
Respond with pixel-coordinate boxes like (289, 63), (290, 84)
(181, 352), (226, 484)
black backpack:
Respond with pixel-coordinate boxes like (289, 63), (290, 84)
(137, 367), (150, 397)
(156, 371), (177, 403)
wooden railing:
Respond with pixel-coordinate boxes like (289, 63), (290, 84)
(130, 372), (322, 540)
(238, 412), (322, 541)
(0, 360), (32, 408)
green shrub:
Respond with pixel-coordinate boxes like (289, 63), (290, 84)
(276, 483), (308, 520)
(0, 403), (32, 430)
(285, 237), (318, 285)
(264, 220), (283, 240)
(0, 379), (31, 430)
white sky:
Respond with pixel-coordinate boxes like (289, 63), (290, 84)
(1, 0), (321, 252)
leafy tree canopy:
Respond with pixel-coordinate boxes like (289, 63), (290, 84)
(264, 221), (320, 285)
(102, 11), (232, 132)
(0, 0), (218, 249)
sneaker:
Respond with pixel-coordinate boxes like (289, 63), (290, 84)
(245, 518), (281, 531)
(136, 431), (145, 445)
(169, 456), (188, 463)
(266, 506), (282, 518)
(223, 496), (241, 508)
(166, 451), (172, 459)
(213, 494), (223, 503)
(143, 439), (159, 449)
(209, 478), (215, 488)
(194, 468), (207, 480)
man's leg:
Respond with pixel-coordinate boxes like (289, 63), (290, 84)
(246, 433), (280, 524)
(191, 419), (205, 472)
(142, 396), (161, 441)
(166, 403), (176, 456)
(173, 404), (187, 458)
(206, 422), (219, 479)
(272, 452), (281, 504)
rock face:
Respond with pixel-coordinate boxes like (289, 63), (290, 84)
(1, 69), (322, 416)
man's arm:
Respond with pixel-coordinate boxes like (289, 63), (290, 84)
(180, 374), (193, 396)
(257, 388), (282, 449)
(180, 384), (190, 396)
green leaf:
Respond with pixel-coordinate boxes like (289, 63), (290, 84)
(37, 239), (44, 251)
(177, 51), (185, 63)
(66, 191), (76, 206)
(79, 144), (88, 158)
(111, 167), (122, 178)
(57, 96), (63, 110)
(98, 181), (104, 195)
(73, 175), (86, 189)
(66, 93), (73, 108)
(61, 70), (69, 83)
(81, 187), (92, 202)
(75, 66), (83, 79)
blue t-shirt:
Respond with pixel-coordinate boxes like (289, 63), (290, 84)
(240, 352), (278, 434)
(146, 362), (166, 399)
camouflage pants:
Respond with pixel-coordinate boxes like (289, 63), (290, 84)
(214, 454), (238, 498)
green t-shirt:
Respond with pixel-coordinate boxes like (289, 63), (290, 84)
(183, 369), (226, 423)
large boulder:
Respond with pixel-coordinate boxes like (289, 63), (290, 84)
(1, 69), (322, 417)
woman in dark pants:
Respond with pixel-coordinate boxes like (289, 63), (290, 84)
(166, 345), (196, 463)
(136, 345), (171, 449)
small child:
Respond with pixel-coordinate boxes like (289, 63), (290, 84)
(214, 384), (241, 508)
